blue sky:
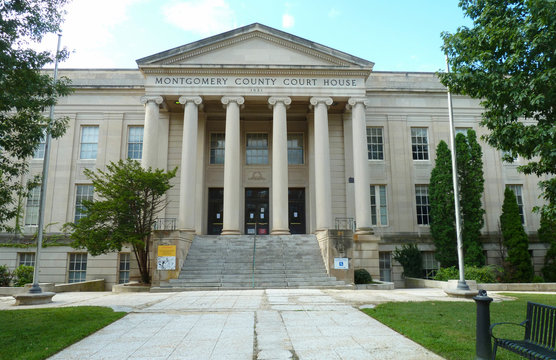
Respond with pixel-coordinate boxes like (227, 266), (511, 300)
(43, 0), (472, 72)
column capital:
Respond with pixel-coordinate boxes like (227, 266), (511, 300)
(268, 96), (291, 107)
(309, 97), (333, 109)
(347, 97), (369, 110)
(140, 95), (163, 105)
(178, 96), (203, 106)
(221, 96), (245, 106)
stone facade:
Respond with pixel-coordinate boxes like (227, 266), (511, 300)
(0, 24), (548, 289)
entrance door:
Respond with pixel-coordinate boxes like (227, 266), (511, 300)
(288, 188), (306, 234)
(245, 188), (269, 235)
(207, 188), (223, 235)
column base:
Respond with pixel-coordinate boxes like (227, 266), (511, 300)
(221, 229), (241, 235)
(271, 229), (291, 235)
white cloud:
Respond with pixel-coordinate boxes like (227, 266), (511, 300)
(282, 13), (294, 29)
(328, 8), (340, 18)
(35, 0), (142, 68)
(163, 0), (236, 36)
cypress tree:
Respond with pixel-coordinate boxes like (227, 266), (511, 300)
(539, 213), (556, 281)
(500, 187), (534, 282)
(457, 130), (486, 266)
(429, 141), (457, 267)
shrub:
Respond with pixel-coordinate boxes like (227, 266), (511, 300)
(0, 265), (12, 287)
(434, 265), (497, 283)
(354, 269), (373, 284)
(13, 265), (34, 287)
(393, 243), (422, 278)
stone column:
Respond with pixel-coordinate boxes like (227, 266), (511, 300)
(310, 97), (333, 230)
(177, 96), (202, 231)
(221, 96), (244, 235)
(348, 98), (372, 234)
(140, 95), (163, 169)
(269, 97), (291, 235)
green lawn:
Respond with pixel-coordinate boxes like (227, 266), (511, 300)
(363, 293), (556, 360)
(0, 306), (126, 360)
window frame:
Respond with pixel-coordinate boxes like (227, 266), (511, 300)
(366, 127), (384, 160)
(370, 185), (388, 226)
(68, 253), (87, 283)
(118, 252), (131, 284)
(74, 184), (94, 222)
(422, 251), (439, 279)
(24, 186), (41, 226)
(18, 252), (36, 267)
(245, 133), (269, 165)
(287, 133), (304, 165)
(209, 132), (225, 165)
(379, 251), (392, 282)
(79, 125), (99, 160)
(415, 185), (430, 226)
(127, 126), (144, 160)
(32, 128), (47, 160)
(506, 184), (525, 225)
(411, 127), (429, 161)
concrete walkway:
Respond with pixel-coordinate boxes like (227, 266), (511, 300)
(0, 288), (486, 359)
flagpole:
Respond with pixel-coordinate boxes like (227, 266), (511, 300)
(29, 34), (62, 294)
(445, 54), (469, 291)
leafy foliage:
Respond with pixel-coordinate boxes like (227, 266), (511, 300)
(539, 213), (556, 281)
(434, 265), (497, 283)
(64, 159), (177, 284)
(392, 243), (422, 278)
(456, 130), (485, 266)
(12, 265), (34, 287)
(439, 0), (556, 224)
(500, 188), (534, 282)
(354, 268), (373, 284)
(429, 141), (457, 267)
(0, 0), (72, 231)
(0, 265), (13, 286)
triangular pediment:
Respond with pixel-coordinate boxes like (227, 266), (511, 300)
(137, 23), (373, 70)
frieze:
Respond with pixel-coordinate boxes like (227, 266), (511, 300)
(149, 76), (362, 88)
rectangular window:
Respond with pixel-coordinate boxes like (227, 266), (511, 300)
(119, 253), (130, 284)
(80, 126), (99, 159)
(415, 185), (430, 225)
(75, 185), (94, 222)
(127, 126), (143, 160)
(507, 184), (525, 224)
(33, 128), (46, 159)
(18, 252), (35, 267)
(209, 133), (225, 164)
(379, 252), (391, 282)
(366, 127), (384, 160)
(287, 133), (304, 165)
(24, 186), (41, 226)
(370, 185), (388, 226)
(411, 128), (429, 160)
(246, 133), (268, 165)
(68, 253), (87, 283)
(422, 251), (439, 279)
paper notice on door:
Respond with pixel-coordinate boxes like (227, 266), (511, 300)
(216, 213), (221, 219)
(250, 213), (254, 219)
(260, 213), (265, 219)
(293, 212), (298, 218)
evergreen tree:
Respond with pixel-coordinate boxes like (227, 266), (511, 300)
(500, 187), (534, 282)
(539, 213), (556, 281)
(429, 141), (457, 267)
(457, 130), (485, 266)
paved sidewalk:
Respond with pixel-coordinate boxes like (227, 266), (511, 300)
(0, 288), (482, 359)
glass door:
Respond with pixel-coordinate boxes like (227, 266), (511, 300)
(245, 188), (269, 235)
(288, 188), (305, 234)
(207, 188), (223, 235)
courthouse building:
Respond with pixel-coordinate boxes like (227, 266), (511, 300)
(0, 24), (548, 289)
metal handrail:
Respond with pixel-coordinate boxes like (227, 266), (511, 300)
(335, 217), (356, 232)
(153, 218), (176, 231)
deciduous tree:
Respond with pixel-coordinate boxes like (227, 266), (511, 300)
(0, 0), (72, 231)
(440, 0), (556, 223)
(65, 160), (177, 284)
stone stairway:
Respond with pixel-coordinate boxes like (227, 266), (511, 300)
(158, 235), (350, 290)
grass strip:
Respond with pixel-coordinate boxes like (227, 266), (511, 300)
(362, 293), (556, 360)
(0, 306), (126, 360)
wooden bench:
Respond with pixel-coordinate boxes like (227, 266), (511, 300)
(490, 301), (556, 359)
